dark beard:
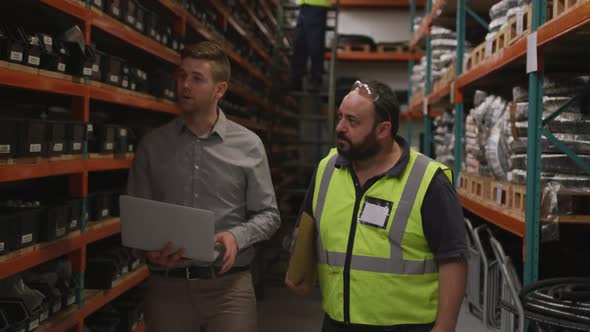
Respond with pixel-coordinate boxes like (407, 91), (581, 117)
(336, 129), (379, 161)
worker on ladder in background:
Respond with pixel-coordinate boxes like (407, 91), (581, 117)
(290, 0), (331, 92)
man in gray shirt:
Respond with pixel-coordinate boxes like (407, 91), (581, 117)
(127, 41), (280, 332)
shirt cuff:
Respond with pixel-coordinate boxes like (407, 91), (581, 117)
(227, 226), (249, 251)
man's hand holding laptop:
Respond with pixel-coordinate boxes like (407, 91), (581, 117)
(145, 231), (238, 273)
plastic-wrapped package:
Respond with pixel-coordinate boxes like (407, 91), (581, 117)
(490, 0), (509, 19)
(440, 52), (456, 67)
(540, 181), (590, 223)
(544, 75), (590, 97)
(485, 31), (497, 41)
(431, 39), (458, 50)
(431, 26), (457, 39)
(511, 169), (590, 187)
(506, 6), (523, 21)
(511, 154), (590, 175)
(510, 134), (590, 154)
(474, 90), (488, 106)
(485, 111), (512, 180)
(513, 86), (528, 102)
(514, 117), (590, 136)
(489, 16), (508, 33)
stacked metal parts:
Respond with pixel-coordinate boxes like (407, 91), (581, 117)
(433, 110), (455, 168)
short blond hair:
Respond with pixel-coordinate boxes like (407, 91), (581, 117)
(181, 41), (231, 83)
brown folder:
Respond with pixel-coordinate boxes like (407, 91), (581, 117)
(287, 212), (317, 289)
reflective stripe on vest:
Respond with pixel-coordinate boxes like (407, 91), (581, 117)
(313, 153), (437, 275)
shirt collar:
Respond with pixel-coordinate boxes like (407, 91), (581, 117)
(176, 108), (228, 141)
(335, 135), (411, 178)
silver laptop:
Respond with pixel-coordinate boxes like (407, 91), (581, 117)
(120, 195), (219, 263)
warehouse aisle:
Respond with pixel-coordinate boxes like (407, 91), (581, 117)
(258, 286), (490, 332)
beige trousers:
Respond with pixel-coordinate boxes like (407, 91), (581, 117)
(144, 271), (258, 332)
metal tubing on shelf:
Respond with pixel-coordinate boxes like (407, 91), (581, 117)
(542, 95), (578, 126)
(543, 129), (590, 175)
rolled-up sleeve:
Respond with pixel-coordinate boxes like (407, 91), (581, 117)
(228, 139), (281, 250)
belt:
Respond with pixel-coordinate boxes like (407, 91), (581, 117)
(150, 265), (250, 280)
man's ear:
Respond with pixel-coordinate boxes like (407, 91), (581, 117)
(377, 121), (393, 139)
(216, 81), (228, 100)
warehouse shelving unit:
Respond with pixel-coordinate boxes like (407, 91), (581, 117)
(409, 0), (590, 300)
(0, 0), (295, 330)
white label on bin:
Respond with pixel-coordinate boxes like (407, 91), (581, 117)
(517, 12), (524, 36)
(120, 128), (127, 137)
(150, 29), (156, 37)
(88, 124), (94, 132)
(122, 266), (129, 274)
(137, 22), (143, 30)
(112, 7), (120, 16)
(44, 36), (53, 46)
(73, 142), (82, 151)
(173, 41), (178, 49)
(28, 55), (41, 66)
(83, 67), (92, 76)
(101, 209), (109, 217)
(22, 233), (33, 244)
(122, 80), (129, 88)
(53, 303), (62, 313)
(132, 260), (139, 269)
(496, 183), (503, 205)
(110, 75), (119, 83)
(53, 143), (63, 152)
(92, 64), (99, 72)
(70, 219), (78, 228)
(94, 0), (102, 6)
(128, 15), (135, 24)
(40, 311), (49, 322)
(56, 227), (66, 237)
(106, 142), (113, 151)
(0, 145), (10, 154)
(156, 34), (161, 42)
(0, 242), (4, 251)
(58, 63), (66, 72)
(128, 145), (134, 152)
(67, 295), (76, 306)
(30, 144), (41, 153)
(131, 82), (136, 90)
(10, 51), (23, 62)
(29, 320), (39, 330)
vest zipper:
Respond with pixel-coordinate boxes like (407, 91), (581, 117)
(343, 186), (362, 324)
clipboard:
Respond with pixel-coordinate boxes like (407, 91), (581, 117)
(287, 212), (317, 289)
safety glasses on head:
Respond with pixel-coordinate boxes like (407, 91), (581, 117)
(350, 80), (380, 102)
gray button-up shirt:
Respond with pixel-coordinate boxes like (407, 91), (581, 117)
(126, 110), (280, 267)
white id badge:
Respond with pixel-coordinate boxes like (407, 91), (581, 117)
(357, 197), (393, 229)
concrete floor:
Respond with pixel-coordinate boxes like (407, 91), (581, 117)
(258, 286), (491, 332)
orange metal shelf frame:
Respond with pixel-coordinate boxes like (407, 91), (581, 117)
(90, 11), (181, 66)
(80, 266), (150, 319)
(459, 192), (526, 237)
(210, 0), (272, 64)
(457, 1), (590, 90)
(0, 160), (86, 183)
(326, 52), (423, 61)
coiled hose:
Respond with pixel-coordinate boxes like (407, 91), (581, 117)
(519, 278), (590, 331)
